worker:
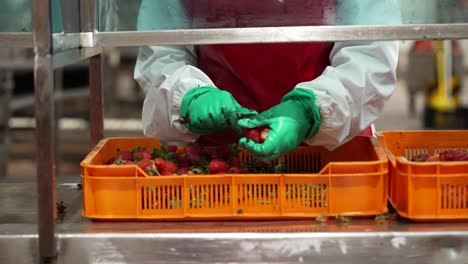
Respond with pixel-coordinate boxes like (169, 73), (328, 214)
(134, 0), (401, 162)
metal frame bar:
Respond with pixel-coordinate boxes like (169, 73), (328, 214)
(81, 0), (104, 145)
(0, 33), (34, 48)
(0, 70), (13, 178)
(89, 53), (104, 145)
(32, 0), (57, 261)
(52, 47), (101, 69)
(4, 23), (468, 49)
(91, 24), (468, 47)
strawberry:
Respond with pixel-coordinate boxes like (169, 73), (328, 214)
(166, 145), (178, 153)
(227, 166), (242, 174)
(185, 143), (201, 155)
(107, 149), (133, 164)
(116, 149), (133, 161)
(208, 159), (230, 174)
(185, 151), (202, 163)
(440, 149), (468, 161)
(243, 129), (260, 143)
(426, 153), (440, 162)
(178, 167), (189, 175)
(163, 161), (178, 174)
(113, 156), (134, 165)
(243, 126), (269, 143)
(137, 159), (159, 176)
(153, 158), (166, 171)
(132, 146), (152, 162)
(412, 153), (431, 162)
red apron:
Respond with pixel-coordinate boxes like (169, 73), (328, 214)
(185, 0), (372, 144)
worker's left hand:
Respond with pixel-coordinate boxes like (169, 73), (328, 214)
(238, 88), (321, 162)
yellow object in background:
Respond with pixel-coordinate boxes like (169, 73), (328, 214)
(428, 40), (459, 112)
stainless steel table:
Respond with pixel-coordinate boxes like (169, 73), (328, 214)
(2, 176), (468, 263)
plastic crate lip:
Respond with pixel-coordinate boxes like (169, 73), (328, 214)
(376, 130), (468, 167)
(395, 173), (468, 178)
(81, 137), (388, 172)
(395, 156), (468, 166)
(81, 171), (387, 180)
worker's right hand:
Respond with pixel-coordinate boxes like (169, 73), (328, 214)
(180, 86), (257, 135)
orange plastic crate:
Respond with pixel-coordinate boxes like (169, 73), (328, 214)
(378, 130), (468, 221)
(80, 136), (388, 220)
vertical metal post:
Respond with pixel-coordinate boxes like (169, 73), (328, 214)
(81, 0), (104, 145)
(89, 54), (104, 145)
(0, 70), (13, 178)
(32, 0), (57, 260)
(54, 68), (63, 176)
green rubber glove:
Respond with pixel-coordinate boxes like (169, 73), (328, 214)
(238, 88), (321, 162)
(180, 86), (257, 134)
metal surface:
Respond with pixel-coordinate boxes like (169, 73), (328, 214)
(0, 33), (34, 48)
(52, 47), (101, 69)
(0, 71), (13, 178)
(80, 0), (96, 32)
(32, 0), (57, 259)
(91, 24), (468, 47)
(3, 23), (468, 50)
(52, 33), (82, 53)
(2, 177), (468, 263)
(89, 54), (104, 145)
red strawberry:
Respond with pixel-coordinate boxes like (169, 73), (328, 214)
(440, 149), (468, 161)
(185, 151), (202, 163)
(116, 150), (133, 161)
(178, 167), (189, 175)
(164, 161), (178, 174)
(208, 159), (230, 174)
(239, 167), (249, 174)
(107, 149), (133, 164)
(227, 167), (242, 174)
(113, 158), (134, 165)
(153, 158), (166, 171)
(412, 153), (431, 162)
(133, 148), (152, 162)
(426, 153), (440, 162)
(185, 143), (201, 155)
(243, 129), (260, 143)
(166, 145), (178, 153)
(137, 159), (159, 176)
(243, 127), (269, 143)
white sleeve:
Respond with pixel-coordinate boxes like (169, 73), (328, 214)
(298, 0), (401, 149)
(134, 46), (215, 143)
(298, 41), (399, 149)
(134, 0), (216, 143)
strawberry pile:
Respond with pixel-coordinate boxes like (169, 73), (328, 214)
(411, 149), (468, 162)
(105, 143), (286, 176)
